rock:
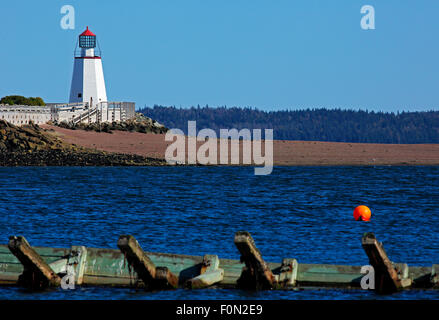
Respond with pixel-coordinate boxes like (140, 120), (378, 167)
(52, 114), (168, 135)
(0, 119), (168, 166)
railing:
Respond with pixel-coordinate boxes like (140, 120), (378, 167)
(47, 102), (88, 110)
(97, 102), (135, 122)
(72, 107), (98, 125)
(52, 101), (135, 124)
(74, 48), (102, 58)
(0, 105), (51, 113)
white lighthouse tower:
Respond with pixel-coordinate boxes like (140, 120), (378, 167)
(69, 26), (107, 106)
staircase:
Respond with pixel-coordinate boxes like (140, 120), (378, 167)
(72, 107), (99, 125)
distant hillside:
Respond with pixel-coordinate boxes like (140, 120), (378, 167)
(138, 106), (439, 144)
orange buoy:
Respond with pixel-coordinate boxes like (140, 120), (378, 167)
(353, 205), (372, 221)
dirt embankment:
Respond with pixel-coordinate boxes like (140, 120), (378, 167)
(0, 120), (166, 166)
(43, 124), (439, 166)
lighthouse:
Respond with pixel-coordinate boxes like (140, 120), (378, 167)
(0, 26), (135, 126)
(69, 26), (107, 106)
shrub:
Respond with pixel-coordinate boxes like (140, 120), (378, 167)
(0, 95), (46, 106)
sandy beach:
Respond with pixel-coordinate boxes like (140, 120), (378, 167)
(42, 124), (439, 166)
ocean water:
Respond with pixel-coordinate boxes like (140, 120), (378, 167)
(0, 166), (438, 300)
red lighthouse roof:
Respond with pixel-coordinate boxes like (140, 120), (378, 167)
(80, 26), (96, 37)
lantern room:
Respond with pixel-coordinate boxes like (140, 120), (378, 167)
(79, 26), (96, 48)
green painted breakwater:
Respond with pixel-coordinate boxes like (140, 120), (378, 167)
(0, 233), (437, 293)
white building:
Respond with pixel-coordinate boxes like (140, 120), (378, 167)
(0, 105), (52, 125)
(48, 101), (135, 124)
(0, 26), (135, 127)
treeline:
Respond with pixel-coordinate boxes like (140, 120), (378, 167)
(0, 95), (46, 106)
(138, 105), (439, 144)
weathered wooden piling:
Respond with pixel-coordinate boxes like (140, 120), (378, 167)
(117, 235), (178, 289)
(278, 258), (298, 287)
(8, 236), (61, 289)
(431, 264), (439, 288)
(155, 267), (179, 288)
(234, 231), (276, 290)
(361, 233), (412, 293)
(69, 246), (88, 285)
(186, 255), (224, 289)
(117, 235), (157, 283)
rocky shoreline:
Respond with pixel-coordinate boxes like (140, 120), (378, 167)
(0, 120), (167, 166)
(0, 150), (167, 166)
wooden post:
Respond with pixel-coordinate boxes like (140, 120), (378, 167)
(278, 258), (298, 287)
(117, 235), (178, 289)
(234, 231), (275, 290)
(393, 262), (412, 288)
(361, 233), (412, 293)
(117, 235), (156, 284)
(155, 267), (179, 289)
(186, 255), (224, 289)
(8, 236), (61, 288)
(70, 246), (88, 285)
(431, 264), (439, 287)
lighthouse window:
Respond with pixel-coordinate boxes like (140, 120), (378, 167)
(79, 35), (96, 48)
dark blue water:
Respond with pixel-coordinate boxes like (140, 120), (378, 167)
(0, 166), (438, 300)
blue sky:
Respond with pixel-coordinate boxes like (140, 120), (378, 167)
(0, 1), (438, 112)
